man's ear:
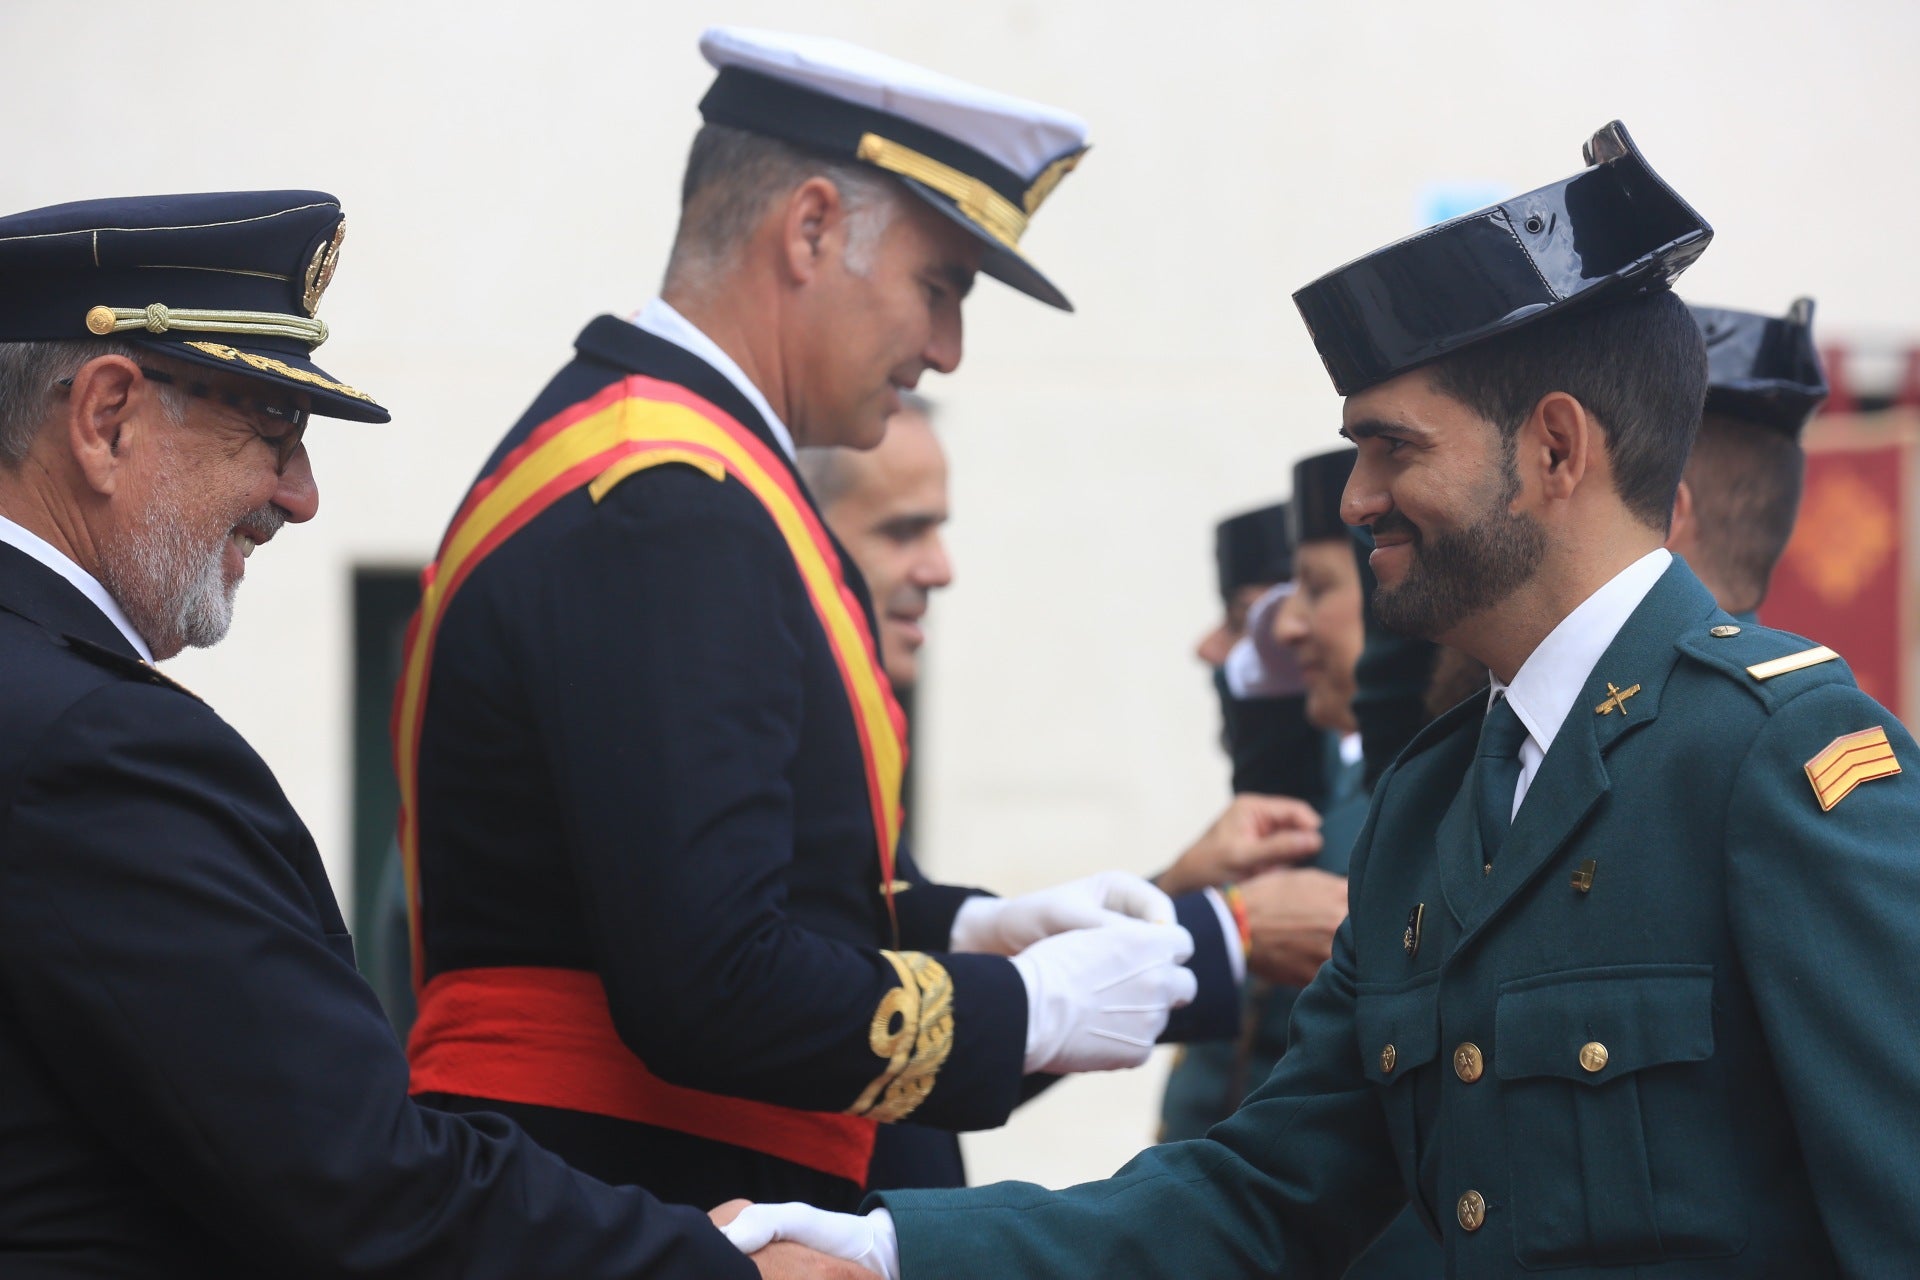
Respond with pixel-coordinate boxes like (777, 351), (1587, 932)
(779, 177), (844, 286)
(61, 355), (147, 496)
(1527, 390), (1595, 505)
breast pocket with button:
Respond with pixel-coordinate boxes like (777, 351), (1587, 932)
(1495, 963), (1746, 1268)
(1355, 974), (1439, 1212)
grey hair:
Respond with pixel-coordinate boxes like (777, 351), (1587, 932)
(0, 339), (186, 466)
(664, 124), (902, 291)
(795, 392), (935, 510)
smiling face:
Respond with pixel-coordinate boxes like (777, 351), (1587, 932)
(792, 190), (979, 451)
(1339, 369), (1547, 644)
(96, 360), (318, 658)
(1273, 538), (1363, 733)
(815, 406), (953, 689)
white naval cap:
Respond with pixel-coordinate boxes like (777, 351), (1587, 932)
(697, 26), (1091, 310)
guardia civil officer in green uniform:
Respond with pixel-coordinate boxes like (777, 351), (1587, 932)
(719, 121), (1920, 1277)
(1666, 298), (1828, 623)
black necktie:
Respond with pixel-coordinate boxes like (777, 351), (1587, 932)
(1475, 695), (1528, 864)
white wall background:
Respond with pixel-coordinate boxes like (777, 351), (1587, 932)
(5, 0), (1916, 1192)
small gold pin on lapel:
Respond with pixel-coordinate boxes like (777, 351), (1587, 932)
(1594, 682), (1642, 717)
(1403, 903), (1425, 958)
(1571, 859), (1597, 893)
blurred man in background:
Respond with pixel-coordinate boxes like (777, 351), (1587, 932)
(1666, 299), (1828, 621)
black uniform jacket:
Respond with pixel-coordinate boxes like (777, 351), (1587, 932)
(411, 318), (1036, 1203)
(0, 543), (751, 1277)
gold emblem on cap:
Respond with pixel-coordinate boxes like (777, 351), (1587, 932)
(1804, 726), (1901, 812)
(1710, 624), (1742, 638)
(1023, 148), (1086, 215)
(302, 217), (347, 317)
(182, 341), (376, 403)
(85, 305), (118, 336)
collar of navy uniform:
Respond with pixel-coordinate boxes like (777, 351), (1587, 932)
(1490, 546), (1671, 763)
(0, 512), (153, 661)
(629, 297), (798, 461)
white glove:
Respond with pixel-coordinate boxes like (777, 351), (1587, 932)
(722, 1203), (901, 1280)
(1011, 919), (1197, 1073)
(949, 871), (1175, 956)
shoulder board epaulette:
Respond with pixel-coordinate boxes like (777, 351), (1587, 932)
(589, 449), (727, 503)
(1674, 620), (1851, 706)
(60, 633), (202, 701)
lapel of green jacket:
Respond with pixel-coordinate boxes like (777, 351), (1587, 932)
(1441, 560), (1719, 947)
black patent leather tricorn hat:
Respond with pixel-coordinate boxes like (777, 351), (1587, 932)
(1294, 122), (1713, 396)
(1215, 502), (1292, 602)
(1289, 448), (1357, 545)
(1693, 298), (1828, 436)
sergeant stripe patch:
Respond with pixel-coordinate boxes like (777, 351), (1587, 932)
(1804, 727), (1902, 812)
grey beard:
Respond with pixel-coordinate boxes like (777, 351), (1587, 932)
(102, 501), (281, 658)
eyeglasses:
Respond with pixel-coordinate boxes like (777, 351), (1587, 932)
(57, 366), (309, 475)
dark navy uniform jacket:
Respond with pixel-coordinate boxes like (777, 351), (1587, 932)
(0, 543), (750, 1278)
(411, 317), (1233, 1208)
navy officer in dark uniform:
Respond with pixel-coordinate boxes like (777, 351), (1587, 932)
(1665, 298), (1828, 622)
(404, 26), (1207, 1216)
(724, 122), (1920, 1277)
(0, 191), (833, 1277)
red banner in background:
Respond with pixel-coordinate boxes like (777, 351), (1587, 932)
(1761, 410), (1919, 728)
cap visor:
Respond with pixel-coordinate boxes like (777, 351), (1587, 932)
(137, 336), (390, 424)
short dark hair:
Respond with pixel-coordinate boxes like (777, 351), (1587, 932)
(1682, 412), (1805, 607)
(1426, 289), (1707, 530)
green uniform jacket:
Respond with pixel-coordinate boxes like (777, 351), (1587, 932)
(876, 562), (1920, 1277)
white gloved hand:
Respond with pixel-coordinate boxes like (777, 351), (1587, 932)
(1011, 919), (1198, 1074)
(1223, 583), (1307, 699)
(949, 871), (1176, 956)
(721, 1203), (901, 1280)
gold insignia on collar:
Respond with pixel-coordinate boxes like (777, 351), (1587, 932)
(1749, 645), (1839, 681)
(301, 217), (347, 316)
(1805, 727), (1901, 812)
(1594, 681), (1642, 716)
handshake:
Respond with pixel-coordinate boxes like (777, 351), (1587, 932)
(949, 871), (1198, 1075)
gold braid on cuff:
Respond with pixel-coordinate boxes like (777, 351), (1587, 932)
(847, 951), (955, 1123)
(85, 303), (329, 349)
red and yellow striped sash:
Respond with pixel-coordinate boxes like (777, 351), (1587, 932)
(389, 376), (907, 1179)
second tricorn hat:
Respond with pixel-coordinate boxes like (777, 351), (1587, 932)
(1215, 502), (1292, 603)
(1289, 448), (1357, 545)
(1693, 298), (1828, 436)
(697, 27), (1090, 311)
(1294, 121), (1712, 396)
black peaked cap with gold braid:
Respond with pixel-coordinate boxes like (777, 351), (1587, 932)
(697, 28), (1089, 311)
(0, 191), (387, 423)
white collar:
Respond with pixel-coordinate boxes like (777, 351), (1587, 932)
(629, 298), (797, 461)
(0, 512), (154, 662)
(1491, 548), (1670, 757)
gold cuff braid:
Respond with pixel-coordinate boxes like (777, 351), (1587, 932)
(847, 951), (955, 1123)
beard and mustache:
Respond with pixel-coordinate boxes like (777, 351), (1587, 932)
(1370, 462), (1547, 641)
(99, 465), (284, 660)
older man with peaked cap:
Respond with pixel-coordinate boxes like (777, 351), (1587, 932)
(0, 191), (836, 1277)
(401, 27), (1204, 1215)
(724, 122), (1920, 1277)
(1666, 298), (1828, 621)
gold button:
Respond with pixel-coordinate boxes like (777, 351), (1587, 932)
(1452, 1042), (1484, 1083)
(1380, 1044), (1397, 1074)
(85, 305), (118, 336)
(1579, 1041), (1609, 1073)
(1457, 1190), (1486, 1232)
(1710, 624), (1742, 638)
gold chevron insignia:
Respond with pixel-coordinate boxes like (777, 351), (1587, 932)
(1804, 727), (1901, 812)
(1748, 645), (1839, 681)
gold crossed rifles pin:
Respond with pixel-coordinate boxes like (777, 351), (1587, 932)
(1594, 682), (1641, 716)
(1805, 727), (1902, 812)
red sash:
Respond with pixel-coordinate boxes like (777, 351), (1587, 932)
(392, 376), (908, 1181)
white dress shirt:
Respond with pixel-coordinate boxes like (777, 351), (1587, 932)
(1489, 547), (1670, 819)
(628, 298), (798, 461)
(0, 512), (153, 661)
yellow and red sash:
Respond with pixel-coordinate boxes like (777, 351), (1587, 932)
(392, 375), (908, 1182)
